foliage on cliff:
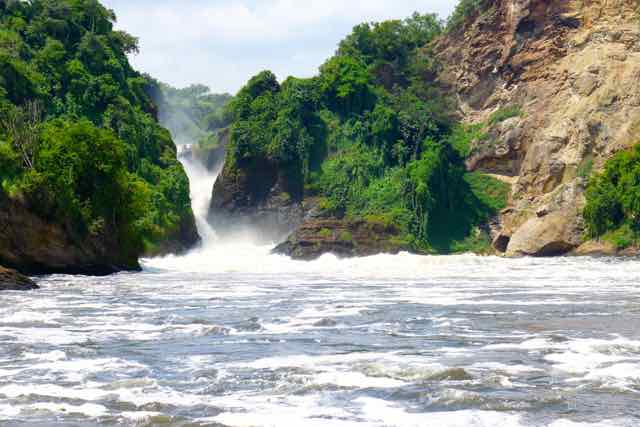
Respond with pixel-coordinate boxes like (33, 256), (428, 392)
(223, 12), (508, 253)
(446, 0), (491, 31)
(0, 0), (196, 255)
(584, 145), (640, 249)
(149, 81), (232, 148)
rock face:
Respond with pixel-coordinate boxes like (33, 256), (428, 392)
(273, 219), (410, 260)
(209, 159), (306, 242)
(145, 212), (201, 258)
(0, 192), (141, 275)
(210, 0), (640, 259)
(0, 266), (38, 291)
(436, 0), (640, 256)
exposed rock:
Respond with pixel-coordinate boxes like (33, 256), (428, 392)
(209, 158), (307, 243)
(0, 192), (140, 275)
(506, 182), (585, 256)
(273, 218), (410, 261)
(573, 240), (639, 257)
(573, 240), (618, 256)
(313, 318), (338, 327)
(506, 210), (582, 256)
(0, 266), (38, 291)
(145, 211), (201, 258)
(437, 0), (640, 258)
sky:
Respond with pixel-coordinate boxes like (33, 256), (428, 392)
(101, 0), (458, 95)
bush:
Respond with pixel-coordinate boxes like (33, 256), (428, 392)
(584, 145), (640, 240)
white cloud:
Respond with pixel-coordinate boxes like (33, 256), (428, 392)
(102, 0), (458, 93)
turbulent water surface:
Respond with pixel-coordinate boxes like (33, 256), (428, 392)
(1, 160), (640, 427)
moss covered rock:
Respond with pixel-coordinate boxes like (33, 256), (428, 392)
(273, 218), (411, 260)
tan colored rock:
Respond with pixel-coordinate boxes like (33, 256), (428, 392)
(436, 0), (640, 257)
(506, 210), (583, 256)
(573, 240), (618, 256)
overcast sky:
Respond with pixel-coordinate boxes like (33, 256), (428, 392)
(101, 0), (458, 95)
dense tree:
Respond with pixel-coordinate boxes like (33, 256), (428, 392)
(584, 146), (640, 248)
(222, 11), (508, 253)
(0, 0), (195, 254)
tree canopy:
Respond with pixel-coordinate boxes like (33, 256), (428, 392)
(0, 0), (195, 254)
(222, 11), (508, 253)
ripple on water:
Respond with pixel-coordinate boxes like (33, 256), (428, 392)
(1, 255), (640, 426)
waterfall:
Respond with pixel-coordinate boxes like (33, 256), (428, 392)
(176, 148), (219, 247)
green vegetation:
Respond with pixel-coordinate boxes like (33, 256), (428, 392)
(0, 0), (195, 254)
(577, 155), (594, 179)
(447, 0), (488, 32)
(222, 11), (509, 254)
(488, 105), (523, 126)
(584, 145), (640, 249)
(151, 82), (232, 148)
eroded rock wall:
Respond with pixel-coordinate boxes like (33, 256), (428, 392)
(437, 0), (640, 256)
(0, 192), (141, 275)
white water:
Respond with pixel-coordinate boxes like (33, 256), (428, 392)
(1, 154), (640, 426)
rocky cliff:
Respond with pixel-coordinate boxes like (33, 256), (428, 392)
(436, 0), (640, 256)
(0, 191), (141, 275)
(209, 0), (640, 259)
(209, 157), (307, 242)
(0, 266), (38, 291)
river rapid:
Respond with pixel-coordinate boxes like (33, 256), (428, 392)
(1, 158), (639, 426)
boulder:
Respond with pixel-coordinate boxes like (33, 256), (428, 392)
(506, 210), (583, 257)
(0, 266), (38, 291)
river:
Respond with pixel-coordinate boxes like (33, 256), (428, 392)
(0, 158), (639, 426)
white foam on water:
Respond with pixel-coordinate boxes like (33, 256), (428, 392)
(119, 411), (163, 421)
(484, 338), (552, 351)
(0, 403), (20, 419)
(356, 397), (524, 427)
(28, 402), (109, 418)
(544, 337), (640, 391)
(0, 310), (63, 325)
(549, 419), (637, 427)
(22, 350), (67, 362)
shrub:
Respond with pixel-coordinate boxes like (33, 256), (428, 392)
(584, 145), (640, 240)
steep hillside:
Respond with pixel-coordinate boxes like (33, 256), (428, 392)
(437, 0), (640, 256)
(0, 0), (199, 275)
(207, 0), (640, 259)
(208, 15), (511, 255)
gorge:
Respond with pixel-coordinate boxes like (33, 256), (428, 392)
(1, 0), (640, 426)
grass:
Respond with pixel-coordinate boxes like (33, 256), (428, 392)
(339, 231), (353, 242)
(464, 172), (510, 212)
(602, 223), (638, 249)
(488, 105), (523, 126)
(448, 123), (487, 158)
(318, 228), (333, 239)
(577, 156), (594, 179)
(449, 228), (493, 254)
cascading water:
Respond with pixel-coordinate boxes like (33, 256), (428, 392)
(2, 145), (640, 426)
(176, 149), (219, 246)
